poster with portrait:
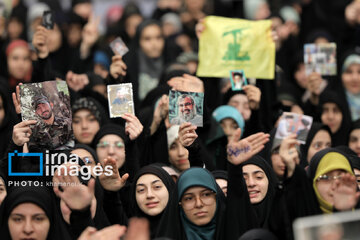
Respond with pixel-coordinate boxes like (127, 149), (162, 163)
(230, 70), (248, 91)
(107, 83), (134, 118)
(20, 80), (74, 150)
(294, 209), (360, 240)
(169, 90), (204, 127)
(304, 43), (337, 76)
(110, 37), (129, 56)
(274, 112), (313, 145)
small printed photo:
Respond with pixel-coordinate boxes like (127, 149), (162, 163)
(304, 43), (337, 76)
(294, 209), (360, 240)
(169, 90), (204, 127)
(20, 80), (74, 150)
(110, 37), (129, 57)
(107, 83), (134, 118)
(274, 112), (313, 144)
(230, 70), (247, 91)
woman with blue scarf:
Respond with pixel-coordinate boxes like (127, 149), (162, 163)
(156, 129), (270, 239)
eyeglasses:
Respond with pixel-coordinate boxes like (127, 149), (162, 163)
(179, 190), (216, 210)
(83, 157), (93, 165)
(316, 174), (342, 182)
(356, 174), (360, 184)
(97, 141), (124, 149)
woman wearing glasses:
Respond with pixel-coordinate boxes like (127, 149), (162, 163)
(156, 129), (270, 239)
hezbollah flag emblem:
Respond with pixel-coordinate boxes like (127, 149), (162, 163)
(197, 16), (275, 79)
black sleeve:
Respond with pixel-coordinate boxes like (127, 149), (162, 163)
(185, 138), (215, 170)
(283, 165), (320, 221)
(103, 190), (129, 226)
(69, 206), (94, 238)
(225, 163), (259, 239)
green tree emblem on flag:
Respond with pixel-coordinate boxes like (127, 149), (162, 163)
(222, 28), (250, 61)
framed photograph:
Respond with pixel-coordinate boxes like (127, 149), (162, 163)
(110, 37), (129, 57)
(274, 112), (313, 144)
(169, 90), (204, 127)
(20, 80), (74, 150)
(294, 209), (360, 240)
(107, 83), (134, 118)
(304, 43), (337, 76)
(230, 70), (248, 91)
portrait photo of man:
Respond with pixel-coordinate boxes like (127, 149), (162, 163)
(169, 92), (203, 127)
(230, 70), (247, 90)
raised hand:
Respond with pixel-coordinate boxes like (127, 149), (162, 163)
(12, 120), (37, 146)
(150, 95), (169, 135)
(78, 225), (127, 240)
(307, 72), (323, 96)
(243, 85), (261, 110)
(168, 74), (204, 93)
(53, 164), (95, 211)
(32, 25), (49, 59)
(227, 129), (269, 165)
(124, 218), (150, 240)
(66, 71), (89, 92)
(178, 122), (198, 147)
(98, 157), (129, 191)
(80, 14), (100, 59)
(109, 55), (127, 79)
(195, 18), (205, 39)
(121, 113), (143, 141)
(12, 83), (22, 114)
(333, 173), (360, 211)
(279, 134), (299, 178)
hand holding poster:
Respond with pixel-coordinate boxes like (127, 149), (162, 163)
(197, 16), (275, 79)
(107, 83), (135, 118)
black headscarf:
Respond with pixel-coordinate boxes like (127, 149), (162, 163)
(73, 143), (99, 164)
(299, 123), (332, 167)
(336, 146), (360, 171)
(319, 91), (352, 147)
(239, 228), (278, 240)
(211, 170), (228, 181)
(72, 97), (108, 126)
(241, 156), (278, 228)
(0, 186), (71, 240)
(130, 164), (175, 237)
(0, 84), (18, 159)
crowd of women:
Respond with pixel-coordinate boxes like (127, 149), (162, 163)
(0, 0), (360, 239)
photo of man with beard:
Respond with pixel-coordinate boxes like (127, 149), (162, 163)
(170, 93), (203, 127)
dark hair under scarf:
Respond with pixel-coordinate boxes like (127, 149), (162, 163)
(319, 91), (352, 147)
(299, 123), (332, 167)
(72, 97), (108, 126)
(0, 186), (71, 240)
(241, 156), (278, 228)
(131, 164), (175, 237)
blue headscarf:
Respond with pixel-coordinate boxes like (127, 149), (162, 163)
(177, 168), (218, 240)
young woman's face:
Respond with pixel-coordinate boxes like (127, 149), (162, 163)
(228, 94), (251, 121)
(71, 148), (96, 170)
(72, 109), (100, 144)
(315, 169), (346, 205)
(139, 24), (164, 59)
(307, 130), (332, 163)
(96, 134), (125, 169)
(8, 203), (50, 240)
(242, 164), (269, 204)
(7, 46), (31, 80)
(220, 118), (239, 141)
(168, 138), (190, 171)
(180, 186), (217, 226)
(321, 103), (342, 133)
(0, 95), (5, 126)
(342, 63), (360, 95)
(215, 178), (227, 197)
(125, 14), (143, 39)
(0, 177), (6, 205)
(271, 151), (285, 178)
(135, 174), (169, 216)
(349, 129), (360, 157)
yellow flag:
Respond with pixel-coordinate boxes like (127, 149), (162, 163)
(197, 16), (275, 79)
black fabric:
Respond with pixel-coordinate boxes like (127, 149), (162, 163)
(299, 123), (332, 167)
(91, 123), (127, 148)
(319, 91), (352, 147)
(130, 164), (175, 238)
(0, 84), (19, 159)
(72, 97), (108, 126)
(0, 186), (72, 240)
(335, 146), (360, 171)
(73, 143), (99, 164)
(211, 170), (228, 181)
(239, 228), (278, 240)
(241, 156), (278, 228)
